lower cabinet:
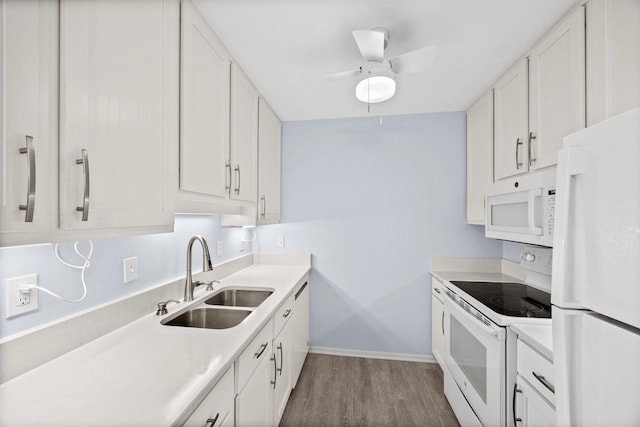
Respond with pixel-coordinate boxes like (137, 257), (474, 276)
(292, 280), (310, 387)
(183, 366), (235, 427)
(236, 345), (275, 427)
(431, 278), (445, 368)
(514, 339), (556, 426)
(273, 313), (293, 425)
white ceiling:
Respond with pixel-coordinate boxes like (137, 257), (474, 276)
(191, 0), (579, 122)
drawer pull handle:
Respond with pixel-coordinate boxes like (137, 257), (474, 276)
(532, 371), (555, 394)
(205, 413), (220, 427)
(254, 342), (268, 359)
(282, 309), (292, 318)
(434, 287), (441, 294)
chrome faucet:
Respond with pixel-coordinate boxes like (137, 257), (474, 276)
(184, 235), (214, 302)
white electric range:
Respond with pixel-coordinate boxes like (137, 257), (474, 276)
(442, 246), (553, 427)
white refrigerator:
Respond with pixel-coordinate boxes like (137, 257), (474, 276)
(551, 107), (640, 426)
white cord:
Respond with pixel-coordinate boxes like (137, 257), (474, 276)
(26, 240), (93, 303)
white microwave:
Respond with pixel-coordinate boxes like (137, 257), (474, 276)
(485, 169), (556, 247)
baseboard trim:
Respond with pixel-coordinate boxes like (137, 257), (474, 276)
(309, 346), (437, 364)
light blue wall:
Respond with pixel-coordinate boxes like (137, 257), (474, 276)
(0, 215), (253, 338)
(255, 112), (503, 357)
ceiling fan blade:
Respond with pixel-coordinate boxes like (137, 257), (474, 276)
(389, 46), (436, 74)
(325, 69), (361, 81)
(352, 29), (385, 62)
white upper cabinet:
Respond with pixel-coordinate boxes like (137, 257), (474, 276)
(494, 59), (529, 180)
(586, 0), (640, 126)
(494, 5), (585, 181)
(529, 6), (585, 171)
(230, 64), (259, 203)
(0, 0), (57, 247)
(257, 99), (282, 225)
(466, 89), (494, 225)
(179, 0), (231, 203)
(59, 0), (179, 232)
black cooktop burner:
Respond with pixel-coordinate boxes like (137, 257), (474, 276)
(449, 281), (551, 318)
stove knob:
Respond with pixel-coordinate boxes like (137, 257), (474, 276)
(523, 253), (536, 262)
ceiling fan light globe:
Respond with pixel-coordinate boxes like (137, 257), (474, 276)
(355, 75), (396, 103)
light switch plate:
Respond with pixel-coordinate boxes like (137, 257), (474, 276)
(277, 235), (285, 248)
(217, 241), (223, 257)
(5, 274), (38, 318)
(123, 257), (138, 283)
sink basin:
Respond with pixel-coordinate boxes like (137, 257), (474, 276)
(205, 288), (273, 308)
(163, 308), (251, 329)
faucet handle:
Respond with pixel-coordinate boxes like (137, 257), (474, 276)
(195, 280), (220, 292)
(156, 299), (180, 316)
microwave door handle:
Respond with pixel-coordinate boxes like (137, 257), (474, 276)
(552, 147), (587, 305)
(527, 188), (544, 236)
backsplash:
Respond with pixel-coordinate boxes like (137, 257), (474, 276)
(0, 215), (253, 339)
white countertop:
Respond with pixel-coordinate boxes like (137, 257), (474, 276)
(510, 323), (553, 360)
(0, 261), (310, 426)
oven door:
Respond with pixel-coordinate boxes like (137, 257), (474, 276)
(444, 293), (506, 427)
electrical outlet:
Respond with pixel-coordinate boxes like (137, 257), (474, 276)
(217, 241), (223, 257)
(277, 235), (285, 248)
(123, 257), (138, 283)
(5, 274), (38, 318)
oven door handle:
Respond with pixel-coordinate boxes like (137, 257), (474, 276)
(445, 292), (500, 337)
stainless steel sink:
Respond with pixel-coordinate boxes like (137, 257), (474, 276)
(205, 288), (273, 308)
(162, 308), (251, 329)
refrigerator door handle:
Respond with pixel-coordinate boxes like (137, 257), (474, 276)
(551, 146), (587, 306)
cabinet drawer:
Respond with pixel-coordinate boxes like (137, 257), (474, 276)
(273, 294), (293, 336)
(517, 340), (555, 404)
(237, 318), (273, 390)
(184, 365), (234, 427)
(432, 278), (445, 302)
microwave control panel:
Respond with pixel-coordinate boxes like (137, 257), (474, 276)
(544, 188), (556, 238)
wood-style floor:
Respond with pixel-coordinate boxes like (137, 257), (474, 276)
(280, 354), (460, 427)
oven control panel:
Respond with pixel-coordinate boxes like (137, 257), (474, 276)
(520, 246), (553, 275)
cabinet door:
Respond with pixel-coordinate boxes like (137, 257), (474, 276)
(0, 0), (57, 247)
(529, 6), (585, 170)
(59, 0), (178, 232)
(494, 59), (529, 180)
(515, 377), (556, 427)
(230, 64), (258, 203)
(431, 290), (444, 367)
(236, 347), (275, 427)
(466, 90), (494, 225)
(179, 0), (230, 201)
(273, 318), (293, 426)
(586, 0), (640, 126)
(292, 281), (310, 388)
(257, 98), (281, 225)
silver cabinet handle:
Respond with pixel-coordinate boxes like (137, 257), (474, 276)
(254, 342), (268, 359)
(441, 310), (445, 335)
(532, 371), (555, 393)
(282, 308), (292, 318)
(513, 383), (522, 424)
(225, 161), (231, 195)
(528, 131), (537, 166)
(515, 138), (523, 169)
(260, 194), (266, 218)
(434, 287), (441, 294)
(18, 135), (36, 222)
(234, 164), (241, 195)
(270, 354), (277, 389)
(205, 413), (220, 427)
(75, 149), (90, 221)
(277, 342), (283, 375)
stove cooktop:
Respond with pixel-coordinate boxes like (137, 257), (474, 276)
(449, 281), (551, 318)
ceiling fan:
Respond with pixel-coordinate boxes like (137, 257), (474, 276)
(326, 28), (436, 104)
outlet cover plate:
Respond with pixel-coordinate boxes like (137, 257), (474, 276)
(5, 274), (38, 318)
(217, 241), (223, 257)
(123, 257), (138, 283)
(277, 235), (285, 248)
